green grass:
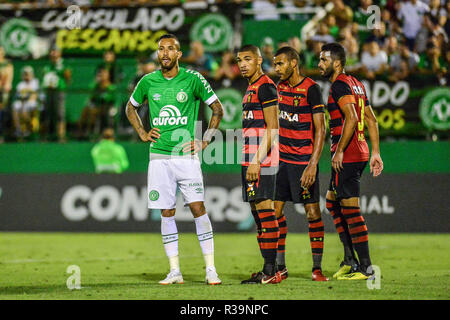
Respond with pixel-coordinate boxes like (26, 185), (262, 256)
(0, 233), (448, 300)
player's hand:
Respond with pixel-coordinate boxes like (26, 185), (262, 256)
(182, 140), (209, 154)
(370, 153), (383, 177)
(138, 128), (160, 143)
(332, 151), (344, 173)
(246, 163), (260, 182)
(300, 163), (317, 189)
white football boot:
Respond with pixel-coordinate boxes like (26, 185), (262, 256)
(159, 270), (184, 285)
(205, 267), (222, 285)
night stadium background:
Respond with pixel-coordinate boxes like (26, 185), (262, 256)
(0, 0), (448, 301)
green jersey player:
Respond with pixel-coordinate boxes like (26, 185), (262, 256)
(126, 34), (224, 285)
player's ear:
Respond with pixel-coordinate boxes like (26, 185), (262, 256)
(257, 55), (263, 66)
(177, 50), (182, 59)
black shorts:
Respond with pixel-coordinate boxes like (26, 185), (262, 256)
(275, 161), (320, 204)
(241, 165), (276, 202)
(329, 161), (368, 200)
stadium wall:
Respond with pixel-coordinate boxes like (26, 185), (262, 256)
(0, 141), (448, 233)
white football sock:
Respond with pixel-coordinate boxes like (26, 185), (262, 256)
(161, 215), (179, 271)
(194, 213), (215, 268)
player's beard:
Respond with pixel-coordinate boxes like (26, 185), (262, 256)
(321, 65), (334, 80)
(159, 57), (177, 71)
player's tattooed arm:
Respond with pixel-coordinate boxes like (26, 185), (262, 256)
(364, 104), (383, 177)
(125, 101), (160, 143)
(203, 99), (224, 143)
(333, 102), (358, 172)
(183, 99), (223, 154)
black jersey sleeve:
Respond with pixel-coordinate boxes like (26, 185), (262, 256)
(331, 80), (356, 108)
(258, 82), (278, 108)
(307, 83), (325, 114)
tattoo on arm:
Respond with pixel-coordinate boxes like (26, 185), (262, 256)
(204, 100), (223, 143)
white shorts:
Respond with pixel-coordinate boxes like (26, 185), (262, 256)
(13, 100), (37, 112)
(147, 156), (205, 209)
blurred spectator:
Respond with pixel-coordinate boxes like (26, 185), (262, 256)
(180, 41), (217, 77)
(330, 0), (353, 28)
(121, 58), (156, 134)
(288, 36), (301, 53)
(96, 50), (124, 84)
(261, 37), (276, 76)
(302, 40), (323, 76)
(91, 127), (129, 174)
(325, 14), (340, 39)
(311, 23), (335, 44)
(397, 0), (430, 51)
(388, 44), (420, 82)
(353, 0), (373, 27)
(0, 46), (13, 144)
(78, 68), (116, 140)
(428, 0), (446, 25)
(252, 0), (280, 21)
(339, 26), (361, 73)
(420, 35), (448, 84)
(214, 50), (241, 81)
(361, 41), (388, 79)
(366, 21), (388, 47)
(40, 48), (71, 142)
(12, 66), (39, 140)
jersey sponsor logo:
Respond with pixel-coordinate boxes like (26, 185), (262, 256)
(152, 105), (188, 126)
(185, 69), (213, 93)
(243, 110), (254, 120)
(279, 110), (299, 122)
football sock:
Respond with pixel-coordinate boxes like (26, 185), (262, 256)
(326, 199), (357, 264)
(308, 217), (324, 271)
(194, 213), (215, 268)
(256, 208), (280, 275)
(161, 215), (179, 271)
(251, 209), (262, 235)
(341, 206), (371, 269)
(276, 215), (287, 269)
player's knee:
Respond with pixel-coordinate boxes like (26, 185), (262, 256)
(161, 209), (176, 217)
(306, 204), (321, 221)
(189, 201), (206, 218)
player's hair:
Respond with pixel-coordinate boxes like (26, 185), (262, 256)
(238, 44), (261, 57)
(158, 34), (180, 50)
(321, 42), (346, 67)
(102, 128), (115, 140)
(274, 46), (301, 66)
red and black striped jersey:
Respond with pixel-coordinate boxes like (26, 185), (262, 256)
(277, 77), (324, 165)
(242, 74), (279, 167)
(327, 73), (370, 163)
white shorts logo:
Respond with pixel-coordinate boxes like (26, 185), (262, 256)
(152, 105), (188, 126)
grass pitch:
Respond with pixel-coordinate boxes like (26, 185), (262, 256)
(0, 232), (448, 300)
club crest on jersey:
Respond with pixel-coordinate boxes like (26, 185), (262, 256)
(293, 96), (301, 107)
(176, 90), (188, 103)
(153, 105), (188, 126)
(280, 110), (299, 122)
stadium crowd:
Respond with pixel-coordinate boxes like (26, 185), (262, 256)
(0, 0), (448, 142)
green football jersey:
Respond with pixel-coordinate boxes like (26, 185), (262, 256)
(130, 67), (217, 155)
